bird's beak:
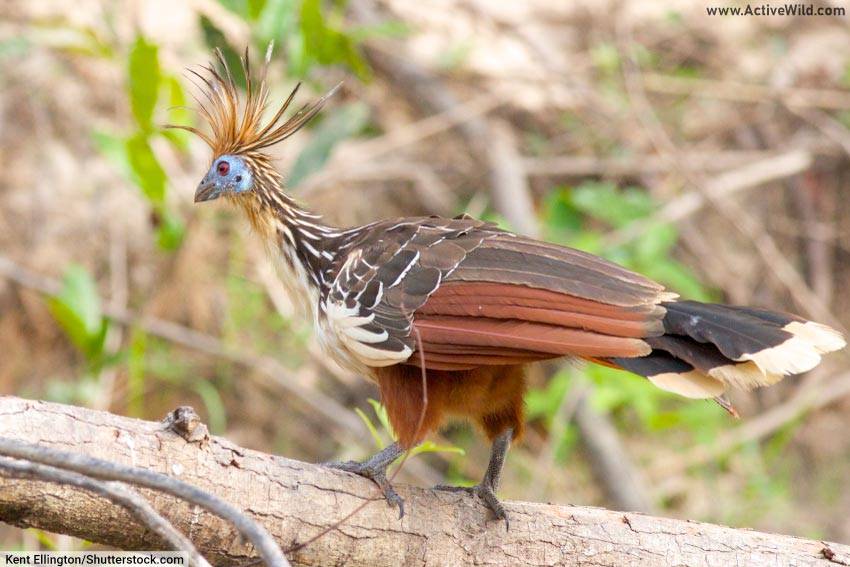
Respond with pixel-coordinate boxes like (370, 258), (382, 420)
(194, 180), (220, 203)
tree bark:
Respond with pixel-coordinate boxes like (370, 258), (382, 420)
(1, 396), (847, 567)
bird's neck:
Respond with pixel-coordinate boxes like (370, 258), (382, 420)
(236, 178), (344, 318)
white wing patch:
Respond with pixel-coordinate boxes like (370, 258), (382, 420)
(324, 297), (412, 367)
(323, 249), (413, 368)
(648, 370), (725, 399)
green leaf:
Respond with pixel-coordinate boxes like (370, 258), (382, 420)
(32, 530), (58, 551)
(217, 0), (267, 19)
(525, 370), (571, 423)
(0, 36), (30, 59)
(566, 231), (605, 256)
(367, 398), (394, 437)
(92, 131), (134, 181)
(48, 299), (91, 355)
(587, 364), (667, 425)
(409, 441), (465, 458)
(634, 222), (677, 262)
(96, 131), (183, 251)
(25, 25), (113, 58)
(48, 265), (109, 362)
(646, 262), (710, 301)
(193, 379), (228, 434)
(125, 133), (167, 206)
(162, 76), (190, 151)
(541, 186), (582, 238)
(256, 0), (300, 45)
(53, 266), (102, 340)
(156, 211), (185, 251)
(662, 400), (725, 442)
(349, 20), (410, 42)
(554, 424), (579, 464)
(214, 0), (242, 14)
(128, 36), (160, 130)
(87, 321), (110, 371)
(354, 407), (385, 449)
(299, 0), (371, 79)
(44, 376), (102, 406)
(199, 17), (246, 89)
(288, 102), (370, 186)
(126, 329), (147, 417)
(248, 0), (268, 19)
(590, 42), (621, 74)
(300, 0), (328, 58)
(436, 42), (473, 71)
(571, 182), (655, 228)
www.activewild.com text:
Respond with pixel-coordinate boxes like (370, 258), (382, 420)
(707, 3), (846, 16)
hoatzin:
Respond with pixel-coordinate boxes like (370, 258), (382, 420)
(176, 48), (845, 525)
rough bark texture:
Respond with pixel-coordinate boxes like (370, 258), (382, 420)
(1, 396), (848, 567)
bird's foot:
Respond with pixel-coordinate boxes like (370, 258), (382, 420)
(323, 459), (405, 518)
(433, 482), (509, 530)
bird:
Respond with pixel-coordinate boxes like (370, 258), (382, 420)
(174, 47), (846, 527)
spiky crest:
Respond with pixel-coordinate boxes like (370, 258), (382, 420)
(171, 44), (339, 158)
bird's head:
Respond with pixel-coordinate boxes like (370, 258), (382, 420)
(170, 45), (337, 206)
(194, 153), (253, 203)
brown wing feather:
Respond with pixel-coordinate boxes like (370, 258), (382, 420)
(447, 236), (673, 307)
(418, 282), (664, 338)
(412, 312), (652, 370)
(421, 282), (665, 320)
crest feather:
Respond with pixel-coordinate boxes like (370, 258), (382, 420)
(170, 44), (339, 157)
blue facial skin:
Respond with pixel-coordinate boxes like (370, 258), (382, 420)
(194, 154), (253, 203)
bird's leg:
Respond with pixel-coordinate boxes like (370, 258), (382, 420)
(323, 442), (406, 517)
(434, 427), (513, 530)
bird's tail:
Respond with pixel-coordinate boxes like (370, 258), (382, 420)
(601, 300), (845, 407)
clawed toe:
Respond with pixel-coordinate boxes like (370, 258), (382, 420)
(322, 460), (405, 518)
(369, 469), (405, 518)
(433, 483), (510, 530)
(476, 484), (509, 531)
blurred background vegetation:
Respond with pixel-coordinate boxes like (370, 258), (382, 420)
(2, 0), (850, 551)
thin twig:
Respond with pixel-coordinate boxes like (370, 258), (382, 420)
(523, 150), (788, 177)
(789, 106), (850, 158)
(0, 438), (289, 567)
(0, 456), (212, 567)
(603, 150), (813, 249)
(301, 161), (455, 215)
(488, 119), (539, 238)
(642, 72), (850, 110)
(299, 93), (501, 195)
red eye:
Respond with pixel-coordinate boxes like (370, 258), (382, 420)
(217, 161), (230, 176)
